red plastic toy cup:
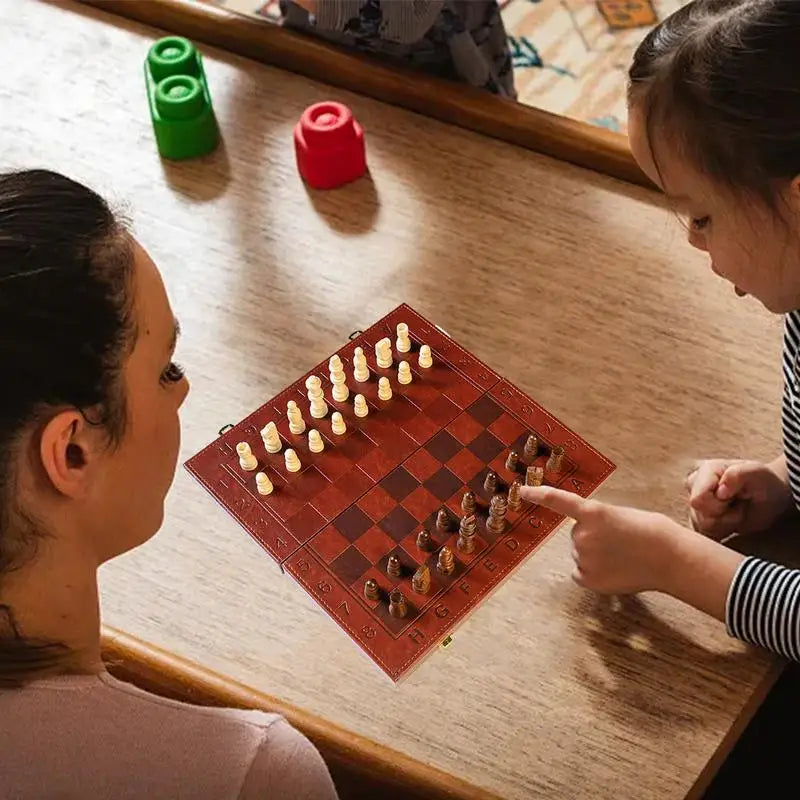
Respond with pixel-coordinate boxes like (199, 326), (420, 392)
(294, 102), (366, 190)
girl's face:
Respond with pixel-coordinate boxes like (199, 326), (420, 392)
(628, 106), (800, 314)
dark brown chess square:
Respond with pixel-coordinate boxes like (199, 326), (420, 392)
(330, 546), (372, 584)
(332, 505), (372, 542)
(424, 467), (463, 501)
(378, 506), (419, 542)
(380, 466), (418, 501)
(468, 430), (505, 463)
(467, 395), (503, 426)
(424, 430), (462, 463)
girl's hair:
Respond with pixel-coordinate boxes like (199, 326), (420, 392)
(628, 0), (800, 202)
(0, 169), (134, 686)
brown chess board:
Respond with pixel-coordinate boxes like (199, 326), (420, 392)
(185, 304), (615, 681)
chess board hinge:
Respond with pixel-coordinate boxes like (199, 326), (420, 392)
(348, 330), (363, 340)
(218, 423), (234, 436)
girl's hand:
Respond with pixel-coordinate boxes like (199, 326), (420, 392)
(686, 459), (793, 539)
(519, 485), (684, 595)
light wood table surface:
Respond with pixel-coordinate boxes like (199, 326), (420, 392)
(3, 2), (787, 798)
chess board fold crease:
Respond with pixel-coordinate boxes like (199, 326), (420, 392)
(185, 304), (615, 681)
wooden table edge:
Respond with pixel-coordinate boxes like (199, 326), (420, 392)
(684, 656), (788, 799)
(101, 625), (504, 800)
(73, 0), (652, 189)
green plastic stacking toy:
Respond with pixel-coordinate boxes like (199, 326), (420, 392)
(144, 36), (218, 160)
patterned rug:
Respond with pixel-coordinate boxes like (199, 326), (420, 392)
(210, 0), (688, 134)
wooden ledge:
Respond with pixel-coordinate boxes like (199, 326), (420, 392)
(78, 0), (651, 188)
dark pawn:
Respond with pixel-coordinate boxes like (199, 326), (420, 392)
(416, 529), (435, 551)
(364, 578), (380, 601)
(524, 434), (538, 460)
(505, 450), (519, 471)
(436, 507), (451, 531)
(461, 490), (476, 515)
(484, 470), (497, 493)
(387, 554), (402, 578)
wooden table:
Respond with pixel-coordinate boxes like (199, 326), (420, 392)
(3, 2), (787, 798)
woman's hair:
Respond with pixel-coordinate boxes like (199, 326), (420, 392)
(628, 0), (800, 202)
(0, 169), (134, 686)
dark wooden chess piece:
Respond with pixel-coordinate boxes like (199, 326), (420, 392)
(412, 564), (431, 594)
(364, 578), (380, 601)
(461, 490), (476, 515)
(484, 470), (497, 493)
(546, 445), (565, 472)
(436, 507), (451, 531)
(437, 545), (455, 575)
(508, 478), (523, 511)
(524, 434), (538, 460)
(389, 589), (408, 618)
(458, 514), (477, 553)
(486, 493), (508, 534)
(387, 554), (402, 578)
(505, 450), (519, 471)
(416, 529), (435, 551)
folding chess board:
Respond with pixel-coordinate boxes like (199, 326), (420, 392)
(185, 304), (615, 681)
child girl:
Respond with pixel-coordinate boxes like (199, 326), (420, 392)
(524, 0), (800, 663)
(0, 169), (338, 799)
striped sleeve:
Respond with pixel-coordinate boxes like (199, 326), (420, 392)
(312, 1), (445, 44)
(726, 556), (800, 661)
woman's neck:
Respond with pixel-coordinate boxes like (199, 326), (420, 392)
(0, 534), (103, 676)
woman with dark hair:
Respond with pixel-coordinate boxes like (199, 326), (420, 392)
(0, 169), (338, 799)
(525, 0), (800, 664)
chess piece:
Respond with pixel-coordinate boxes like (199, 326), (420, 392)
(546, 445), (565, 472)
(354, 394), (369, 418)
(308, 429), (325, 453)
(329, 354), (343, 373)
(375, 337), (393, 369)
(353, 346), (370, 382)
(331, 411), (347, 435)
(418, 344), (433, 369)
(389, 589), (408, 618)
(412, 564), (431, 595)
(526, 465), (544, 487)
(437, 545), (455, 575)
(284, 448), (301, 473)
(330, 369), (349, 402)
(397, 360), (412, 385)
(260, 421), (282, 454)
(486, 494), (508, 535)
(508, 478), (523, 511)
(416, 529), (435, 551)
(457, 514), (477, 553)
(461, 491), (476, 515)
(484, 470), (497, 493)
(378, 376), (393, 401)
(436, 508), (451, 531)
(364, 578), (380, 601)
(305, 375), (329, 419)
(505, 450), (519, 471)
(396, 322), (411, 353)
(524, 434), (539, 460)
(287, 400), (306, 435)
(237, 442), (258, 471)
(387, 554), (402, 578)
(255, 472), (273, 496)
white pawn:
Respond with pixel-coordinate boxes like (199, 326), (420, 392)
(260, 421), (282, 454)
(375, 337), (393, 369)
(255, 472), (274, 496)
(305, 375), (329, 419)
(287, 400), (306, 435)
(308, 429), (325, 453)
(398, 360), (412, 385)
(354, 394), (369, 418)
(237, 441), (258, 471)
(329, 361), (349, 402)
(378, 376), (393, 401)
(396, 323), (411, 353)
(329, 354), (343, 373)
(284, 448), (301, 473)
(353, 347), (370, 382)
(418, 344), (433, 369)
(331, 411), (347, 435)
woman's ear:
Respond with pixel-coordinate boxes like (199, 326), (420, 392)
(38, 411), (97, 498)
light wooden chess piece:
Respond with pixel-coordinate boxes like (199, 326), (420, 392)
(396, 322), (411, 353)
(330, 364), (349, 402)
(305, 375), (329, 419)
(354, 394), (369, 418)
(255, 472), (273, 496)
(375, 337), (393, 369)
(286, 400), (306, 435)
(526, 465), (544, 486)
(284, 448), (301, 473)
(353, 347), (370, 382)
(389, 589), (408, 618)
(397, 360), (412, 385)
(331, 411), (347, 435)
(546, 445), (565, 472)
(412, 564), (431, 595)
(418, 344), (433, 369)
(308, 429), (325, 453)
(236, 442), (258, 471)
(378, 377), (392, 401)
(437, 546), (455, 575)
(260, 421), (282, 454)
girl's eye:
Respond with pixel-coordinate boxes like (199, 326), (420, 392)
(160, 361), (185, 385)
(690, 215), (710, 231)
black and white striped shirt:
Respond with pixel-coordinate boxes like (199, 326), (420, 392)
(726, 310), (800, 660)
